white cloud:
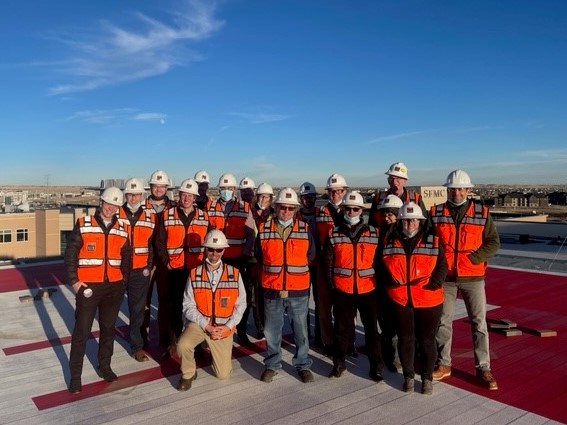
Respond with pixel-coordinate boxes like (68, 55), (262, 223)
(134, 112), (168, 123)
(366, 129), (433, 144)
(66, 108), (167, 124)
(229, 112), (292, 124)
(45, 0), (223, 95)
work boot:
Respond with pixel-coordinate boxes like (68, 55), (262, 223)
(177, 371), (198, 391)
(421, 379), (433, 395)
(97, 366), (118, 382)
(432, 364), (451, 381)
(68, 378), (82, 393)
(403, 377), (415, 393)
(476, 370), (498, 390)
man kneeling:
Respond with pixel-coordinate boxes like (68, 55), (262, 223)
(177, 229), (246, 391)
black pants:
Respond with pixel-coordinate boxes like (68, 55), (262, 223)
(333, 290), (383, 371)
(168, 268), (190, 341)
(69, 282), (124, 379)
(127, 268), (151, 353)
(377, 286), (398, 364)
(392, 302), (443, 380)
(144, 265), (170, 346)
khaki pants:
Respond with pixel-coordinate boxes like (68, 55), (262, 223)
(177, 322), (234, 380)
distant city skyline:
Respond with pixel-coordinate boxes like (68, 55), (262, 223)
(1, 1), (566, 187)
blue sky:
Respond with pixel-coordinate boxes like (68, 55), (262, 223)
(1, 0), (566, 187)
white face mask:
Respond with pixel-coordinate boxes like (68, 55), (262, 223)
(448, 198), (468, 207)
(402, 228), (419, 238)
(127, 202), (141, 211)
(344, 215), (361, 226)
(278, 218), (293, 227)
(220, 189), (233, 202)
(205, 257), (222, 267)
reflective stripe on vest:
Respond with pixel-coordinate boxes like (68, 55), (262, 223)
(258, 218), (310, 291)
(191, 264), (240, 325)
(118, 207), (155, 269)
(430, 201), (487, 278)
(165, 207), (209, 270)
(76, 215), (128, 283)
(329, 225), (378, 294)
(382, 234), (443, 308)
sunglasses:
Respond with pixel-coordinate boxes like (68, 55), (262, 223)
(206, 248), (224, 253)
(344, 207), (361, 212)
(279, 206), (296, 211)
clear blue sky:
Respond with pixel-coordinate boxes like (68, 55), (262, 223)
(1, 0), (566, 187)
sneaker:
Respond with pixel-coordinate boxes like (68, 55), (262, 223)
(432, 364), (451, 381)
(68, 378), (82, 394)
(298, 369), (314, 383)
(403, 377), (415, 393)
(476, 370), (498, 390)
(260, 368), (277, 383)
(177, 371), (197, 391)
(421, 379), (433, 395)
(328, 366), (346, 378)
(97, 367), (118, 382)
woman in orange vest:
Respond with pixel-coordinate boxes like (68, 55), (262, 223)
(325, 191), (384, 382)
(65, 187), (132, 394)
(376, 202), (447, 395)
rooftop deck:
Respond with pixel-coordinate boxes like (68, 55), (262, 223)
(1, 242), (566, 424)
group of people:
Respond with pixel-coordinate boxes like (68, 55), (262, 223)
(65, 163), (499, 396)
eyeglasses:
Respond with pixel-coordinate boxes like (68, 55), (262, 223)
(278, 206), (296, 211)
(206, 248), (224, 253)
(329, 189), (345, 195)
(344, 207), (361, 212)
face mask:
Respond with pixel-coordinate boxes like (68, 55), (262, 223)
(220, 189), (233, 202)
(402, 228), (419, 238)
(448, 199), (468, 207)
(205, 257), (222, 267)
(278, 218), (293, 227)
(344, 215), (361, 226)
(127, 202), (141, 211)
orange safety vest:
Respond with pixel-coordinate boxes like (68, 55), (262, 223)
(258, 218), (311, 291)
(190, 263), (241, 329)
(76, 215), (129, 283)
(370, 189), (421, 227)
(118, 207), (156, 270)
(208, 199), (250, 259)
(382, 234), (443, 308)
(163, 207), (209, 270)
(316, 204), (340, 248)
(430, 201), (488, 278)
(329, 225), (379, 295)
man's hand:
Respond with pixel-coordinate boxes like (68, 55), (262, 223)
(72, 281), (87, 293)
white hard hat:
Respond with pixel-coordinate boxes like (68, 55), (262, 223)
(218, 173), (238, 188)
(275, 187), (300, 206)
(178, 178), (199, 195)
(203, 229), (230, 249)
(123, 178), (146, 195)
(398, 202), (426, 220)
(149, 170), (171, 186)
(341, 191), (365, 208)
(101, 187), (124, 207)
(239, 176), (256, 190)
(257, 182), (274, 195)
(299, 182), (317, 196)
(379, 194), (403, 209)
(326, 173), (348, 190)
(385, 162), (408, 179)
(444, 169), (474, 188)
(194, 170), (210, 184)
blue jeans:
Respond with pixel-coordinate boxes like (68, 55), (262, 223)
(436, 279), (491, 371)
(263, 296), (312, 371)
